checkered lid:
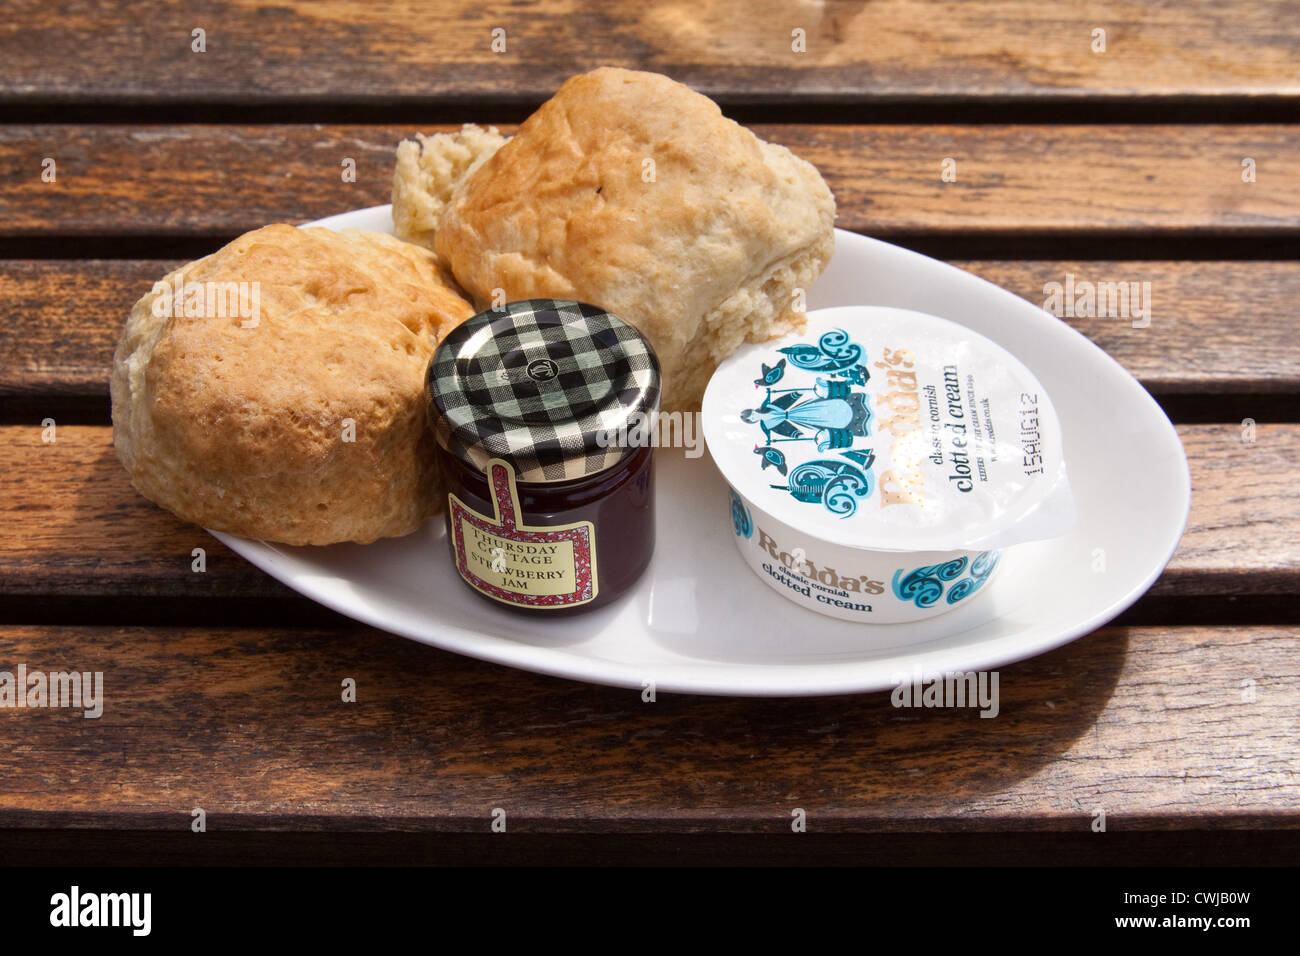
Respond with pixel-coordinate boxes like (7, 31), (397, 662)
(427, 299), (661, 483)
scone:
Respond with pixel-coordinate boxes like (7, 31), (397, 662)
(425, 67), (836, 410)
(111, 224), (476, 545)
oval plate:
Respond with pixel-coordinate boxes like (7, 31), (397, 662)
(211, 205), (1190, 696)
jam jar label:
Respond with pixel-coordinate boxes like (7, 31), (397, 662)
(447, 459), (599, 608)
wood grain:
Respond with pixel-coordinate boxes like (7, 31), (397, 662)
(0, 622), (1294, 831)
(951, 261), (1300, 396)
(1, 1), (1296, 104)
(0, 260), (164, 403)
(5, 260), (1297, 415)
(0, 425), (1296, 600)
(1, 125), (1296, 238)
(0, 426), (287, 599)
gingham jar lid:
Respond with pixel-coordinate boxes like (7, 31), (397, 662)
(427, 299), (661, 483)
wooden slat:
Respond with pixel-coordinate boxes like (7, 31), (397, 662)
(0, 425), (1296, 599)
(1167, 425), (1300, 595)
(1, 125), (1298, 237)
(951, 261), (1300, 395)
(5, 260), (1298, 409)
(0, 426), (286, 598)
(0, 260), (166, 402)
(0, 622), (1295, 830)
(0, 1), (1296, 103)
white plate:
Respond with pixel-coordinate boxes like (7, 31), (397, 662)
(211, 205), (1190, 696)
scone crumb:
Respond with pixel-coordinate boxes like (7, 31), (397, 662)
(392, 124), (510, 252)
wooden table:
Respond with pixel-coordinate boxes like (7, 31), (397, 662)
(2, 1), (1297, 865)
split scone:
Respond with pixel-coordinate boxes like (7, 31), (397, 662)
(110, 224), (476, 545)
(392, 123), (511, 252)
(393, 68), (837, 410)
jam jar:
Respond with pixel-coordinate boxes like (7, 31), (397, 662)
(427, 299), (661, 614)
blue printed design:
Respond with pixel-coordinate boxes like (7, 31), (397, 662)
(742, 381), (872, 451)
(742, 328), (875, 516)
(779, 329), (868, 385)
(945, 550), (1001, 604)
(754, 446), (788, 475)
(891, 557), (969, 608)
(785, 453), (876, 518)
(891, 550), (1002, 608)
(754, 359), (786, 387)
(729, 488), (754, 539)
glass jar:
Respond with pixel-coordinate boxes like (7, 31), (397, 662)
(427, 299), (661, 614)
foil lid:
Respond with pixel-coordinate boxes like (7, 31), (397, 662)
(702, 306), (1076, 551)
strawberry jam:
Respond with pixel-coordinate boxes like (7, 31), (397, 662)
(427, 300), (660, 614)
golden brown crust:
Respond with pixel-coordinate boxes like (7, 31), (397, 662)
(111, 224), (475, 545)
(433, 67), (836, 409)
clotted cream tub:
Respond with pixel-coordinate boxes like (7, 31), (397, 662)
(702, 305), (1075, 623)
